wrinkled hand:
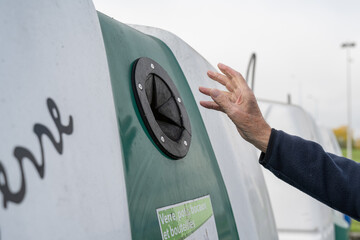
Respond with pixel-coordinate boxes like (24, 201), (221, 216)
(199, 63), (271, 153)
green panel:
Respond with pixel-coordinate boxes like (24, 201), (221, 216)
(98, 12), (239, 240)
(335, 225), (349, 240)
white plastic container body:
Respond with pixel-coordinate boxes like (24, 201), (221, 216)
(132, 25), (278, 240)
(317, 126), (342, 156)
(259, 101), (335, 240)
(0, 1), (278, 239)
(0, 1), (131, 239)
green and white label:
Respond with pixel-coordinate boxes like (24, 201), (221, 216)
(156, 195), (219, 240)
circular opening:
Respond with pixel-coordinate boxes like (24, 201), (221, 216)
(132, 57), (191, 159)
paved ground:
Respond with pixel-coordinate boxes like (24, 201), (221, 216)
(350, 232), (360, 240)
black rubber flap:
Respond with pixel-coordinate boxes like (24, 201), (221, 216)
(132, 57), (191, 159)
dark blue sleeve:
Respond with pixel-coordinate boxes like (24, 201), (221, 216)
(259, 129), (360, 220)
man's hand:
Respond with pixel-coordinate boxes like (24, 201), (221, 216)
(199, 63), (271, 153)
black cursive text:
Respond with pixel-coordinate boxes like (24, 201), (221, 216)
(0, 98), (73, 208)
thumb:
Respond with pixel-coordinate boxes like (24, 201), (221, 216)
(210, 89), (232, 113)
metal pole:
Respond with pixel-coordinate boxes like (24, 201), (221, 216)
(342, 42), (355, 158)
(346, 47), (352, 159)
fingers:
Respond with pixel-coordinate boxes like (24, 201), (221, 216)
(199, 87), (221, 111)
(210, 89), (232, 113)
(200, 63), (249, 114)
(199, 86), (237, 103)
(199, 86), (212, 96)
(199, 87), (233, 113)
(207, 70), (235, 92)
(218, 63), (249, 90)
(218, 63), (238, 79)
(199, 101), (224, 112)
(199, 86), (226, 97)
(207, 71), (227, 86)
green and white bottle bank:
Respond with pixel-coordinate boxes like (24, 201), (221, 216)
(0, 0), (280, 239)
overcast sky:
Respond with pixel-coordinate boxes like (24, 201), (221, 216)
(93, 0), (360, 138)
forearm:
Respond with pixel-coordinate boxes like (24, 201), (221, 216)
(260, 129), (360, 220)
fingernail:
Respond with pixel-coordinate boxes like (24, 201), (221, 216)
(207, 71), (214, 77)
(210, 89), (220, 98)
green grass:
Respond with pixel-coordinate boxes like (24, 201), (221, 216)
(351, 220), (360, 232)
(341, 148), (360, 232)
(341, 148), (360, 163)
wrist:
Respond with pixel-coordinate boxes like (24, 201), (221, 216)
(253, 123), (271, 153)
